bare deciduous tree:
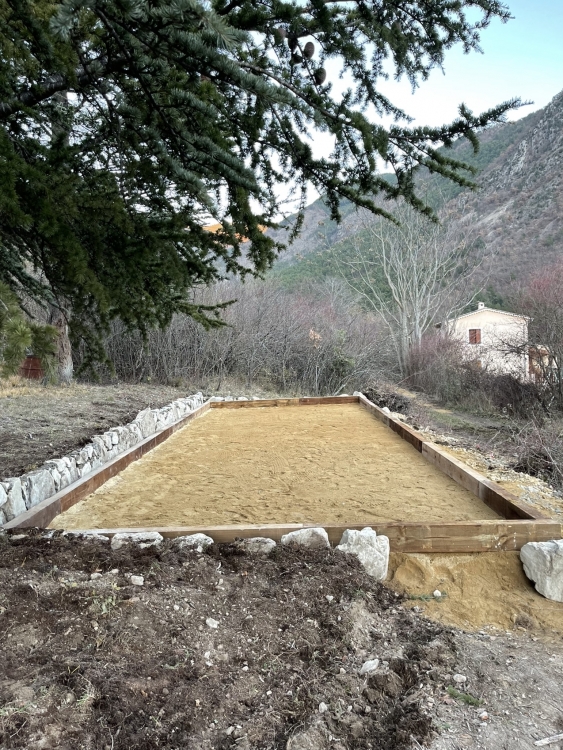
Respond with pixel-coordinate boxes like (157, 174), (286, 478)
(335, 201), (486, 376)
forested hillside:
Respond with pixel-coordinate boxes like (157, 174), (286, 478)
(270, 89), (563, 297)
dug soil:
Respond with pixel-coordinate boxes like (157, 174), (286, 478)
(1, 531), (562, 750)
(0, 380), (186, 479)
(54, 404), (499, 530)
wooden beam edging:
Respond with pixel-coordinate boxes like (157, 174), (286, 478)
(4, 400), (212, 530)
(210, 396), (360, 408)
(356, 393), (547, 521)
(65, 520), (563, 553)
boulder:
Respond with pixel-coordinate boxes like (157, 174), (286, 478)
(174, 533), (214, 552)
(0, 483), (7, 510)
(238, 537), (276, 555)
(281, 528), (330, 549)
(111, 531), (164, 551)
(23, 469), (56, 508)
(336, 527), (389, 580)
(1, 479), (26, 521)
(520, 539), (563, 602)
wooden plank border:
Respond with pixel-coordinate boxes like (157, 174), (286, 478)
(67, 520), (563, 553)
(210, 396), (359, 408)
(6, 393), (553, 553)
(4, 400), (211, 530)
(356, 393), (547, 521)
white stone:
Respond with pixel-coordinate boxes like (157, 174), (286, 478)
(209, 396), (224, 402)
(206, 617), (219, 629)
(281, 528), (330, 549)
(134, 409), (158, 438)
(318, 702), (328, 713)
(286, 723), (329, 750)
(520, 539), (563, 602)
(130, 575), (144, 586)
(382, 406), (391, 414)
(2, 477), (27, 521)
(453, 674), (467, 684)
(237, 396), (248, 401)
(111, 532), (164, 550)
(238, 537), (276, 555)
(80, 462), (92, 477)
(22, 469), (56, 508)
(91, 436), (108, 458)
(0, 484), (7, 510)
(174, 533), (214, 552)
(359, 658), (380, 676)
(63, 531), (110, 542)
(433, 590), (442, 598)
(336, 527), (389, 580)
(90, 572), (103, 580)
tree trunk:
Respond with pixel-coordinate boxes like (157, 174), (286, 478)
(49, 307), (73, 384)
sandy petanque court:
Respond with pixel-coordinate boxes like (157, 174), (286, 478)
(52, 403), (500, 530)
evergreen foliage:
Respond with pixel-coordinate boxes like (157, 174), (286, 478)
(0, 0), (519, 360)
(0, 282), (57, 377)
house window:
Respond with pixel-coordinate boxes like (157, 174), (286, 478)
(468, 329), (481, 345)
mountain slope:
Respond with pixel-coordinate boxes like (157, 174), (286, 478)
(269, 89), (563, 292)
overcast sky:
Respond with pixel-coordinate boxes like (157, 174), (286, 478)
(296, 0), (563, 209)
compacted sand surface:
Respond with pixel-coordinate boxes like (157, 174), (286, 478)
(53, 403), (500, 529)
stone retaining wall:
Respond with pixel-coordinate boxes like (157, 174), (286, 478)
(0, 393), (205, 527)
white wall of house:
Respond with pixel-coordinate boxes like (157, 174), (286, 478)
(447, 302), (529, 379)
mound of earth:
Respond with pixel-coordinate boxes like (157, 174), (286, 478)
(1, 532), (562, 750)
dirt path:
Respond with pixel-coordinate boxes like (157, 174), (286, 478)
(53, 404), (500, 530)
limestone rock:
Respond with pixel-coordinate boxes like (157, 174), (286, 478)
(111, 531), (164, 551)
(130, 575), (144, 586)
(174, 533), (214, 552)
(238, 537), (276, 555)
(286, 722), (329, 750)
(134, 408), (158, 438)
(0, 483), (6, 510)
(336, 527), (389, 581)
(22, 469), (56, 508)
(520, 539), (563, 602)
(281, 528), (330, 549)
(1, 479), (28, 520)
(359, 658), (380, 676)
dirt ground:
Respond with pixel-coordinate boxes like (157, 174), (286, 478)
(1, 531), (562, 750)
(53, 404), (500, 530)
(0, 379), (186, 479)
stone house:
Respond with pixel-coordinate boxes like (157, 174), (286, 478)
(444, 302), (530, 379)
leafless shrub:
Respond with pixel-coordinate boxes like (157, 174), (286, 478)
(100, 279), (388, 395)
(509, 420), (563, 490)
(407, 332), (546, 418)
